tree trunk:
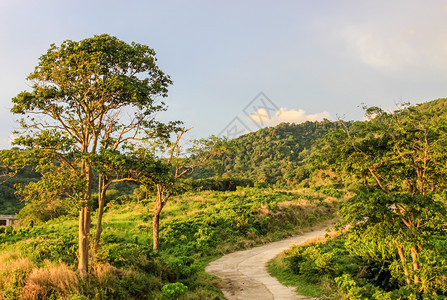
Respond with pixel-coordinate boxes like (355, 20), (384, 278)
(78, 160), (92, 277)
(153, 184), (162, 251)
(94, 175), (108, 256)
(153, 210), (161, 251)
(411, 247), (420, 285)
(153, 184), (169, 251)
(78, 206), (91, 278)
(395, 241), (411, 285)
(368, 167), (389, 193)
(362, 172), (368, 186)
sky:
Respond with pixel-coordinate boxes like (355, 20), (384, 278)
(1, 0), (447, 147)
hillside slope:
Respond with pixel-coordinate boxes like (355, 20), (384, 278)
(195, 120), (337, 186)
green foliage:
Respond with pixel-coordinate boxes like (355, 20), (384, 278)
(274, 99), (447, 298)
(192, 121), (336, 186)
(272, 235), (405, 298)
(289, 245), (335, 282)
(0, 150), (41, 214)
(70, 295), (89, 300)
(161, 282), (188, 299)
(0, 188), (338, 299)
(155, 188), (337, 257)
(17, 164), (84, 223)
(313, 99), (447, 194)
(97, 241), (154, 269)
(267, 255), (325, 298)
(165, 256), (197, 281)
(184, 177), (254, 191)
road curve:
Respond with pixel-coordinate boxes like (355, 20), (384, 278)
(205, 227), (330, 300)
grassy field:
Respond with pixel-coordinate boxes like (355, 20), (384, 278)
(0, 187), (339, 299)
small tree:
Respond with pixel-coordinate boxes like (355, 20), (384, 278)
(149, 130), (229, 251)
(11, 34), (174, 277)
(87, 148), (170, 254)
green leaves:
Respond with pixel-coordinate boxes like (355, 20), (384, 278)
(312, 99), (447, 293)
(87, 148), (171, 186)
(313, 99), (447, 195)
(12, 34), (174, 155)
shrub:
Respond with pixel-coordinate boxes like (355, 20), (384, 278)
(287, 245), (335, 282)
(166, 256), (197, 280)
(161, 282), (188, 299)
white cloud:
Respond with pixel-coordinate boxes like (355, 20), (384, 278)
(343, 26), (447, 72)
(248, 107), (330, 127)
(8, 134), (15, 144)
(343, 28), (415, 70)
(0, 135), (14, 149)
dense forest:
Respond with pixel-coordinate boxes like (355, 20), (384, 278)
(0, 165), (40, 214)
(192, 120), (337, 186)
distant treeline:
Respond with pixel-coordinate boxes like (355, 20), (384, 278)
(184, 177), (254, 191)
(0, 164), (40, 214)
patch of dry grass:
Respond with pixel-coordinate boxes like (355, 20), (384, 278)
(324, 196), (338, 204)
(178, 195), (206, 203)
(93, 263), (122, 287)
(277, 199), (314, 208)
(0, 251), (35, 298)
(259, 205), (270, 214)
(22, 261), (79, 300)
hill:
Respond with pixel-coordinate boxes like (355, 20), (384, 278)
(194, 120), (337, 186)
(0, 164), (40, 214)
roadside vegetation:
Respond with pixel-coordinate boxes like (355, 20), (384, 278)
(0, 187), (338, 299)
(269, 99), (447, 299)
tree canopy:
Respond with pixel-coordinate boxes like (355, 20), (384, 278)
(11, 34), (176, 276)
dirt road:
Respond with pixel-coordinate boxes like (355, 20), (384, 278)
(205, 227), (330, 300)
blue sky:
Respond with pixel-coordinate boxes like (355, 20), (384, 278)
(1, 1), (447, 147)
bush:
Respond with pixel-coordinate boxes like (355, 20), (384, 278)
(288, 245), (335, 282)
(166, 256), (197, 280)
(161, 282), (188, 299)
(21, 262), (79, 300)
(21, 234), (77, 264)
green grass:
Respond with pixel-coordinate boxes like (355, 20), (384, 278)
(268, 247), (325, 298)
(0, 187), (341, 299)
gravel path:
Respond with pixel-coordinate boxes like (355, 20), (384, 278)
(205, 226), (330, 300)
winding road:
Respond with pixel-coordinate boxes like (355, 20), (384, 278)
(206, 226), (330, 300)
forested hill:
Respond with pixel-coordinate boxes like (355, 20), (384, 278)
(196, 99), (447, 187)
(194, 120), (337, 186)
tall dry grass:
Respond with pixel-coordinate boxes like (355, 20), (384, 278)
(92, 263), (122, 287)
(21, 261), (79, 300)
(0, 251), (35, 299)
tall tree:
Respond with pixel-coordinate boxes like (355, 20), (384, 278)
(11, 34), (174, 277)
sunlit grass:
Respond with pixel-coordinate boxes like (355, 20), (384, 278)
(267, 254), (324, 298)
(0, 187), (341, 299)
